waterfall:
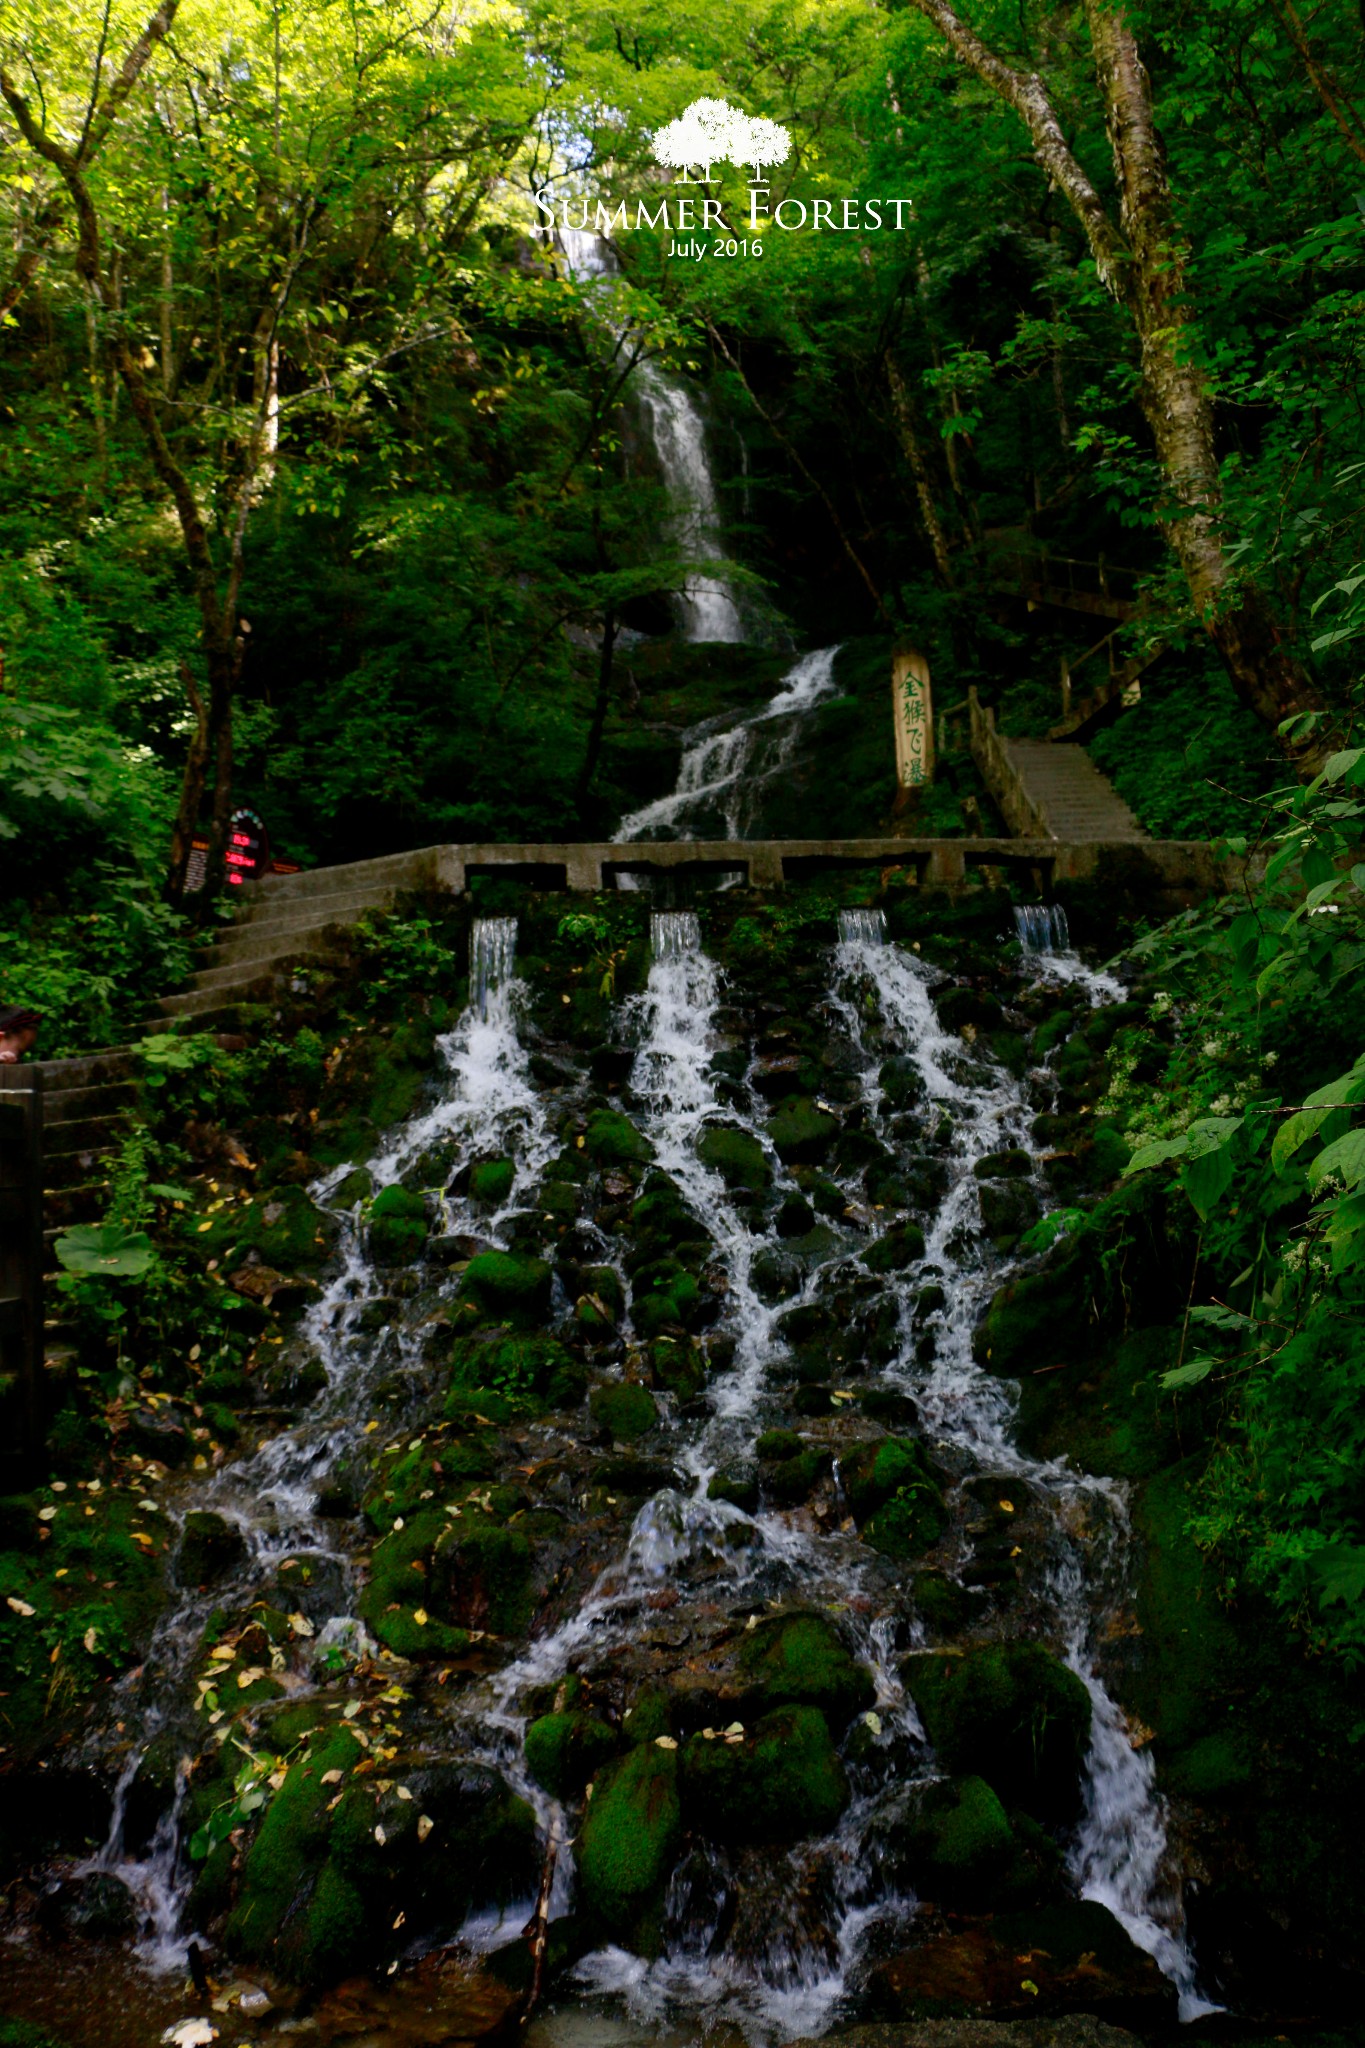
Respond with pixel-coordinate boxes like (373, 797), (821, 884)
(832, 918), (1215, 2019)
(1012, 901), (1126, 1003)
(1014, 902), (1070, 954)
(619, 645), (842, 842)
(472, 913), (517, 1016)
(558, 229), (743, 643)
(837, 908), (886, 948)
(650, 909), (702, 958)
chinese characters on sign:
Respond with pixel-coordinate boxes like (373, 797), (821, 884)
(892, 648), (934, 787)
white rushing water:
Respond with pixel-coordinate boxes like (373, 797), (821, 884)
(558, 228), (743, 643)
(77, 898), (1216, 2032)
(618, 645), (841, 843)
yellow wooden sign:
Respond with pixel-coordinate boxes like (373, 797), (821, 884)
(892, 646), (933, 786)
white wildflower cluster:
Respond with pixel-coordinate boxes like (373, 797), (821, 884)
(653, 98), (792, 173)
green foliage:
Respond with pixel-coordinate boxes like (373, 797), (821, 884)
(1118, 751), (1365, 1662)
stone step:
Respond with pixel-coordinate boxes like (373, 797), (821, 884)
(44, 1113), (128, 1160)
(0, 1050), (134, 1093)
(1003, 740), (1145, 842)
(45, 1147), (118, 1191)
(43, 1182), (113, 1226)
(198, 921), (359, 976)
(136, 996), (279, 1038)
(245, 845), (442, 906)
(223, 883), (403, 939)
(42, 1079), (140, 1121)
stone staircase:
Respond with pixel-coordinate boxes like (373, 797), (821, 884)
(1000, 738), (1145, 841)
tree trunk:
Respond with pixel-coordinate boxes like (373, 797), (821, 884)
(885, 356), (956, 587)
(576, 607), (618, 815)
(904, 0), (1332, 758)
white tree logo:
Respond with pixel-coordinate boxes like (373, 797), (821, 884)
(652, 98), (792, 178)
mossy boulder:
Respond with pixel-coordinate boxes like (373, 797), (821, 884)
(469, 1158), (515, 1206)
(175, 1509), (246, 1588)
(632, 1262), (702, 1335)
(680, 1704), (847, 1843)
(862, 1222), (927, 1273)
(432, 1519), (533, 1635)
(841, 1435), (948, 1558)
(978, 1180), (1042, 1239)
(577, 1742), (681, 1951)
(738, 1610), (875, 1732)
(697, 1125), (770, 1190)
(903, 1642), (1092, 1821)
(225, 1726), (366, 1979)
(524, 1710), (618, 1800)
(584, 1109), (653, 1165)
(898, 1775), (1017, 1905)
(935, 985), (1004, 1032)
(358, 1511), (471, 1656)
(590, 1382), (659, 1442)
(766, 1098), (839, 1166)
(707, 1465), (759, 1512)
(974, 1149), (1031, 1180)
(913, 1569), (974, 1640)
(459, 1251), (552, 1329)
(446, 1330), (582, 1413)
(879, 1054), (925, 1108)
(368, 1185), (428, 1263)
(757, 1432), (831, 1506)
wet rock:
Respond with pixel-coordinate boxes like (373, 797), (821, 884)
(861, 1387), (922, 1429)
(367, 1185), (428, 1263)
(469, 1157), (514, 1206)
(896, 1775), (1017, 1905)
(863, 1222), (927, 1273)
(767, 1097), (839, 1165)
(175, 1509), (247, 1588)
(879, 1053), (926, 1108)
(432, 1519), (533, 1633)
(126, 1404), (191, 1465)
(577, 1742), (681, 1952)
(935, 986), (1005, 1033)
(458, 1251), (552, 1329)
(974, 1149), (1032, 1180)
(632, 1259), (703, 1334)
(680, 1704), (848, 1843)
(591, 1455), (684, 1497)
(757, 1429), (831, 1506)
(647, 1334), (706, 1399)
(866, 1901), (1176, 2028)
(751, 1246), (804, 1301)
(707, 1465), (760, 1512)
(912, 1570), (975, 1639)
(590, 1381), (659, 1442)
(902, 1643), (1092, 1821)
(799, 2020), (1145, 2048)
(428, 1230), (496, 1266)
(697, 1123), (770, 1190)
(524, 1709), (618, 1799)
(584, 1107), (654, 1165)
(739, 1609), (875, 1732)
(446, 1330), (581, 1413)
(777, 1192), (817, 1238)
(42, 1870), (137, 1940)
(358, 1511), (472, 1656)
(979, 1181), (1041, 1240)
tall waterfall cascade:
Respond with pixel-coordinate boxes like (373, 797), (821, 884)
(558, 228), (743, 643)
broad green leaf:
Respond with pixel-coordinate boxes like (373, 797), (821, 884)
(1159, 1355), (1215, 1390)
(1183, 1142), (1235, 1218)
(55, 1224), (155, 1279)
(1308, 1129), (1365, 1191)
(1125, 1135), (1189, 1174)
(1310, 1545), (1365, 1609)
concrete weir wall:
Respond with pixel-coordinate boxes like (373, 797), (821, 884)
(244, 835), (1257, 906)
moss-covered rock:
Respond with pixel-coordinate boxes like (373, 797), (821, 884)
(446, 1330), (582, 1413)
(738, 1610), (874, 1732)
(459, 1251), (553, 1329)
(357, 1510), (471, 1656)
(766, 1098), (839, 1166)
(696, 1124), (770, 1190)
(577, 1742), (681, 1951)
(879, 1054), (925, 1108)
(175, 1509), (246, 1587)
(524, 1710), (618, 1800)
(225, 1726), (366, 1979)
(432, 1518), (533, 1635)
(862, 1222), (927, 1273)
(912, 1569), (974, 1640)
(978, 1180), (1041, 1239)
(903, 1642), (1092, 1821)
(898, 1775), (1016, 1905)
(584, 1109), (654, 1165)
(590, 1382), (659, 1442)
(469, 1158), (515, 1206)
(680, 1704), (847, 1843)
(707, 1465), (759, 1512)
(368, 1185), (428, 1263)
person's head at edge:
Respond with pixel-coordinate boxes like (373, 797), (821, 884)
(0, 1005), (41, 1063)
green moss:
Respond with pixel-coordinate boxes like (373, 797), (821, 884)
(524, 1710), (618, 1799)
(199, 1183), (338, 1271)
(590, 1382), (658, 1442)
(680, 1704), (847, 1843)
(226, 1727), (364, 1975)
(622, 1688), (673, 1743)
(459, 1251), (552, 1329)
(760, 1444), (830, 1505)
(584, 1109), (654, 1165)
(863, 1481), (949, 1560)
(903, 1642), (1092, 1821)
(738, 1610), (875, 1732)
(912, 1570), (973, 1640)
(433, 1518), (533, 1634)
(840, 1436), (936, 1520)
(697, 1126), (770, 1190)
(469, 1158), (515, 1206)
(368, 1184), (428, 1262)
(901, 1775), (1016, 1904)
(0, 2023), (71, 2048)
(766, 1098), (839, 1166)
(357, 1510), (471, 1655)
(862, 1223), (927, 1272)
(175, 1509), (246, 1587)
(446, 1330), (581, 1412)
(577, 1743), (681, 1950)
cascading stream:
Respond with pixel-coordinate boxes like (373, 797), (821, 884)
(557, 228), (743, 643)
(618, 645), (842, 843)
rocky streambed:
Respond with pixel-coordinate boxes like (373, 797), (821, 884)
(1, 877), (1289, 2048)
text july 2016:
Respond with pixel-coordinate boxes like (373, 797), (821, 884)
(667, 237), (762, 260)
